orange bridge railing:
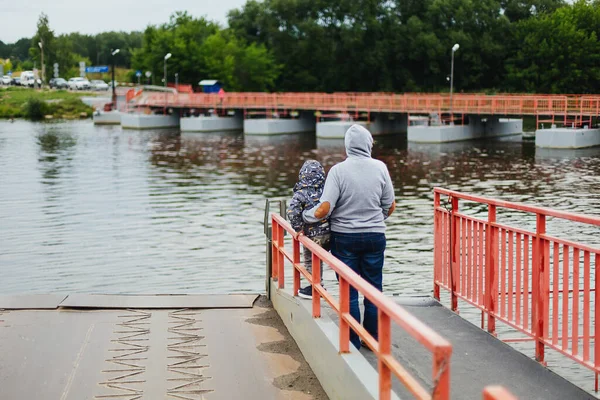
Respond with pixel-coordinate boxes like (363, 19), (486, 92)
(271, 212), (515, 399)
(132, 92), (600, 119)
(434, 188), (600, 390)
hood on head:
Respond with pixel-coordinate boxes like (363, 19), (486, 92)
(295, 160), (325, 191)
(344, 124), (373, 158)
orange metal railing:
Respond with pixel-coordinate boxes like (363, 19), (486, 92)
(271, 213), (517, 399)
(434, 188), (600, 390)
(272, 213), (452, 399)
(131, 91), (600, 121)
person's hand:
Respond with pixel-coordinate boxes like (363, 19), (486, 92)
(296, 231), (304, 240)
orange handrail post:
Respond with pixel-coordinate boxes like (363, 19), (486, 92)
(451, 196), (459, 312)
(483, 386), (518, 400)
(271, 218), (279, 282)
(433, 191), (442, 301)
(293, 238), (301, 296)
(486, 204), (497, 334)
(312, 251), (321, 318)
(534, 214), (547, 364)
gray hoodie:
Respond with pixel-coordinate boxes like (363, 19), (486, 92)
(303, 124), (395, 233)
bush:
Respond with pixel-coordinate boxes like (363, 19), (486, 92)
(24, 98), (48, 120)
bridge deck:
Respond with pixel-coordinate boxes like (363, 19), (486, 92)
(323, 297), (591, 400)
(0, 294), (327, 400)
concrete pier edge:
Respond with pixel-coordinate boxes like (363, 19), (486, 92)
(270, 280), (400, 400)
(535, 127), (600, 148)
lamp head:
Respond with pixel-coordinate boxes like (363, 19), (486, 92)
(38, 42), (42, 49)
(112, 49), (120, 56)
(452, 43), (460, 52)
(164, 53), (172, 60)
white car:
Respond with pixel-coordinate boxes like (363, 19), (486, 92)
(90, 80), (109, 91)
(1, 76), (11, 85)
(68, 77), (91, 90)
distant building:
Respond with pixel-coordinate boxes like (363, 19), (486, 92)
(199, 80), (222, 93)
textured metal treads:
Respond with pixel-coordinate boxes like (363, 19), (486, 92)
(96, 310), (151, 400)
(167, 309), (212, 399)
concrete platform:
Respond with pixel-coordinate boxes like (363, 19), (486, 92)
(181, 115), (243, 132)
(93, 111), (122, 125)
(321, 296), (590, 399)
(121, 113), (180, 129)
(0, 295), (326, 400)
(244, 117), (314, 135)
(316, 115), (407, 139)
(408, 117), (522, 143)
(535, 127), (600, 148)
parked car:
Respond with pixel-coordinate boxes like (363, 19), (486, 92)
(13, 77), (21, 86)
(20, 71), (35, 87)
(68, 77), (91, 90)
(50, 78), (68, 89)
(1, 76), (11, 85)
(90, 80), (109, 91)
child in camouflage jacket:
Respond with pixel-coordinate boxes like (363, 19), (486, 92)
(286, 160), (330, 299)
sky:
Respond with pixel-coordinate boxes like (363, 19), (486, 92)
(0, 0), (249, 43)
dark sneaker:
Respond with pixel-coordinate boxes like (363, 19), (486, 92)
(298, 286), (312, 299)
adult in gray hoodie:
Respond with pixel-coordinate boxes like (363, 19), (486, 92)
(303, 124), (395, 350)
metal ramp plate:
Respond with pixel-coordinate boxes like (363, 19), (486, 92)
(58, 293), (259, 309)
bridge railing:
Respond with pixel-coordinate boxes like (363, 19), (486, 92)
(271, 212), (518, 399)
(433, 188), (600, 390)
(130, 91), (600, 119)
(271, 213), (452, 399)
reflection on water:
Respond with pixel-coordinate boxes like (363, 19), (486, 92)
(1, 121), (600, 390)
(2, 120), (599, 296)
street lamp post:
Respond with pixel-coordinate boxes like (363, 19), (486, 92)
(449, 43), (460, 124)
(175, 73), (179, 92)
(38, 41), (44, 87)
(111, 48), (120, 110)
(164, 53), (172, 114)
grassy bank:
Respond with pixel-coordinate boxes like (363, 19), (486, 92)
(0, 87), (94, 120)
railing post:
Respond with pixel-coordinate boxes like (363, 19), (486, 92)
(451, 197), (459, 312)
(432, 349), (451, 400)
(534, 214), (547, 363)
(278, 224), (285, 290)
(293, 238), (300, 297)
(312, 252), (321, 318)
(339, 277), (350, 353)
(378, 310), (392, 400)
(486, 205), (497, 334)
(271, 216), (278, 283)
(434, 191), (441, 300)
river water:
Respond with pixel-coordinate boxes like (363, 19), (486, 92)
(1, 120), (600, 391)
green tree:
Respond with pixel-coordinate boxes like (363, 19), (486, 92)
(29, 13), (55, 80)
(131, 12), (280, 91)
(505, 0), (600, 93)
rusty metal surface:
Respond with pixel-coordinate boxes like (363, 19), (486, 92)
(59, 294), (258, 309)
(0, 297), (323, 400)
(0, 294), (68, 309)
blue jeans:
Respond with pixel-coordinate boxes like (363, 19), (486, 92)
(331, 231), (386, 350)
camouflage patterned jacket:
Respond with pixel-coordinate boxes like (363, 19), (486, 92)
(286, 160), (330, 238)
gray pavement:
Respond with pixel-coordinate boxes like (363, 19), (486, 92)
(0, 294), (326, 400)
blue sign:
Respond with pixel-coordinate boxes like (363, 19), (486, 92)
(85, 66), (109, 73)
(7, 71), (12, 76)
(135, 70), (142, 77)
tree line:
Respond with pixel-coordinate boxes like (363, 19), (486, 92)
(1, 1), (599, 93)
